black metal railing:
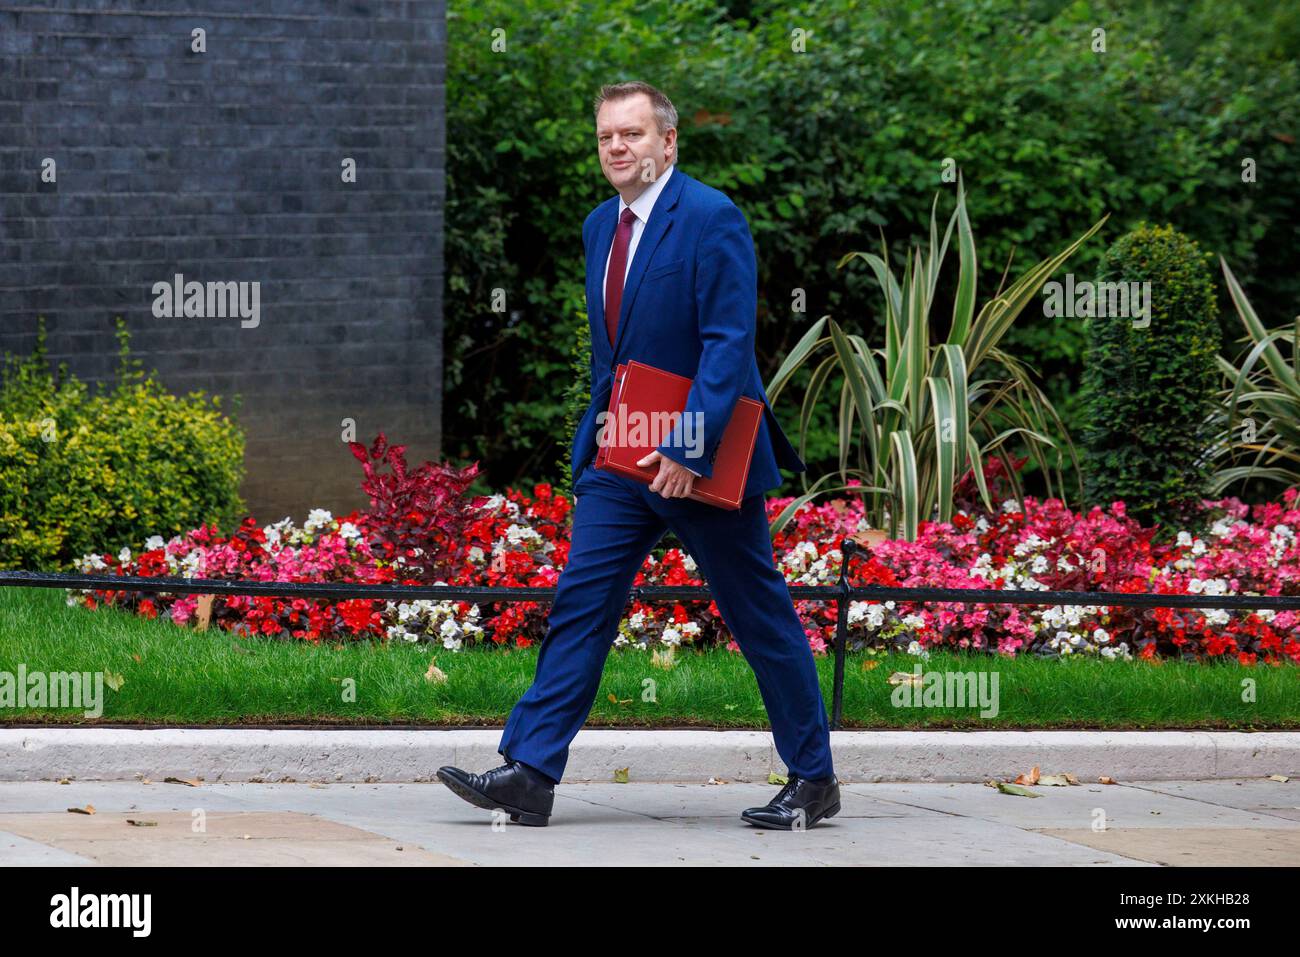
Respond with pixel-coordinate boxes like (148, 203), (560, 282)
(4, 537), (1298, 730)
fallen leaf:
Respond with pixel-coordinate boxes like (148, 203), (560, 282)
(57, 777), (70, 785)
(995, 782), (1040, 798)
(104, 672), (124, 692)
(887, 670), (924, 687)
(424, 659), (447, 683)
(769, 772), (790, 785)
(706, 776), (729, 785)
(163, 777), (202, 787)
(67, 805), (95, 815)
(613, 767), (629, 784)
(1099, 776), (1118, 785)
(861, 660), (879, 671)
(1268, 774), (1290, 783)
(131, 654), (142, 664)
(1014, 765), (1041, 786)
(1038, 774), (1073, 787)
(125, 819), (157, 827)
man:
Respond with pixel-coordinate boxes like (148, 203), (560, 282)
(438, 81), (838, 829)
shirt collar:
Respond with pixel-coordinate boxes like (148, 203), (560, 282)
(618, 163), (675, 225)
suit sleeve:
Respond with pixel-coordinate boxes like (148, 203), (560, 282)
(654, 202), (756, 480)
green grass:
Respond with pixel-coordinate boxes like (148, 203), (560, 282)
(1, 586), (1296, 729)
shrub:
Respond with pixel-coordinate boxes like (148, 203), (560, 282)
(0, 320), (245, 570)
(1079, 224), (1220, 527)
(770, 179), (1105, 539)
(1208, 257), (1300, 496)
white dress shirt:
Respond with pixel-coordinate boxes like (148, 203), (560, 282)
(599, 163), (698, 476)
(601, 161), (675, 306)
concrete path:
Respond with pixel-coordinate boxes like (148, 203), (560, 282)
(1, 777), (1296, 866)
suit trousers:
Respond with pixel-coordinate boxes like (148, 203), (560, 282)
(498, 459), (836, 784)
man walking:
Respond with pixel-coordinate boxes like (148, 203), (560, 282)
(438, 81), (838, 829)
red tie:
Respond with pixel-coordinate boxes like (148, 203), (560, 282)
(605, 206), (638, 347)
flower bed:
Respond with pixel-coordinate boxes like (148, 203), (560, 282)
(66, 436), (1300, 665)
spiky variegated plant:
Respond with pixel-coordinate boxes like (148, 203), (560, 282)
(1207, 257), (1300, 493)
(766, 178), (1107, 539)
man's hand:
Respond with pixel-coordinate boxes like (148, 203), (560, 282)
(636, 450), (697, 499)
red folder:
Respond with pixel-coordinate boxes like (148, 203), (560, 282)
(594, 359), (762, 509)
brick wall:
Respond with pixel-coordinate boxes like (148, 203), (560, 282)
(0, 0), (445, 521)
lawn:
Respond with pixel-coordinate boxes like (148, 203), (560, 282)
(1, 586), (1296, 729)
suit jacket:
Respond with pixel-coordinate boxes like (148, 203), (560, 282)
(571, 166), (807, 499)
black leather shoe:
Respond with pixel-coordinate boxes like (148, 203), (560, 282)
(741, 774), (841, 830)
(436, 760), (555, 826)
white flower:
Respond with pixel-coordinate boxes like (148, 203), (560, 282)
(661, 626), (682, 646)
(1093, 627), (1111, 644)
(144, 535), (165, 551)
(504, 523), (541, 547)
(338, 521), (360, 541)
(442, 635), (463, 652)
(906, 640), (930, 660)
(303, 508), (334, 534)
(118, 546), (131, 563)
(1177, 531), (1193, 547)
(681, 553), (697, 573)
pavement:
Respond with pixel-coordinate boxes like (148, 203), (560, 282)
(2, 728), (1296, 865)
(1, 777), (1298, 866)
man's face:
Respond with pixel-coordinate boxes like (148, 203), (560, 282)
(596, 93), (675, 194)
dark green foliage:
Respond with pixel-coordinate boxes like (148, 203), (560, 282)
(445, 0), (1299, 494)
(1080, 225), (1220, 526)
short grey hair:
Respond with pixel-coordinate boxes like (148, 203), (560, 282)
(593, 81), (679, 156)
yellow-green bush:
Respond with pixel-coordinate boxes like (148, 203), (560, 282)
(0, 322), (245, 570)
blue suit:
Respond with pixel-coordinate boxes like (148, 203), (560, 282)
(498, 166), (835, 784)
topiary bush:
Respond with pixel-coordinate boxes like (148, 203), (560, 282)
(0, 320), (246, 570)
(1079, 224), (1220, 527)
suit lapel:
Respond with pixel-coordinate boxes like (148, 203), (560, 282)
(609, 167), (688, 362)
(589, 211), (615, 362)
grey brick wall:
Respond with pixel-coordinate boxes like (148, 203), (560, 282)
(0, 0), (445, 522)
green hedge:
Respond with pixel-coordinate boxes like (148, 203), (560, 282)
(1079, 225), (1220, 526)
(445, 0), (1299, 497)
(0, 321), (246, 570)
